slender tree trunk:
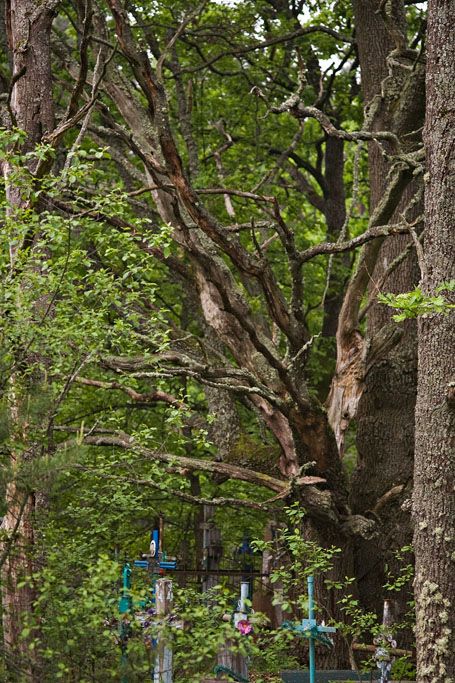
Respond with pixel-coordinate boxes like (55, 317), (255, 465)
(413, 3), (455, 679)
(0, 1), (55, 678)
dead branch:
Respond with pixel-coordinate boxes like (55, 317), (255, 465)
(75, 376), (184, 408)
(66, 0), (93, 118)
(337, 166), (417, 340)
(54, 429), (376, 538)
(196, 187), (274, 202)
(156, 3), (207, 82)
(299, 221), (421, 264)
(72, 467), (272, 512)
(371, 484), (406, 515)
(58, 430), (295, 493)
(272, 96), (401, 150)
(359, 232), (422, 321)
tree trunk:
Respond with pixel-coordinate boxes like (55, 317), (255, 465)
(413, 3), (455, 680)
(349, 0), (422, 633)
(0, 1), (55, 678)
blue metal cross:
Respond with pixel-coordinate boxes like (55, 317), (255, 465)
(283, 575), (337, 683)
(119, 563), (132, 614)
(117, 526), (177, 683)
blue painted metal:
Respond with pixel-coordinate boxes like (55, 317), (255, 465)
(118, 563), (132, 683)
(214, 664), (248, 682)
(133, 560), (149, 569)
(119, 563), (132, 614)
(282, 575), (337, 683)
(133, 558), (177, 571)
(308, 576), (316, 683)
(120, 648), (129, 683)
(236, 534), (254, 601)
(118, 526), (178, 682)
(159, 560), (177, 570)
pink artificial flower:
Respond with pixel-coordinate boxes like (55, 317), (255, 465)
(237, 619), (253, 635)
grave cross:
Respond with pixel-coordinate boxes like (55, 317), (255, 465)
(283, 575), (337, 683)
(119, 563), (132, 614)
(117, 522), (177, 683)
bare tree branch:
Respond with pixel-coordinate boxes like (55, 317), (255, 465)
(299, 220), (422, 264)
(75, 376), (184, 408)
(57, 430), (299, 493)
(177, 24), (354, 75)
(72, 467), (273, 512)
(272, 96), (401, 150)
(66, 0), (93, 118)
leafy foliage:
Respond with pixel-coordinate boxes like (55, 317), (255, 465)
(378, 282), (455, 321)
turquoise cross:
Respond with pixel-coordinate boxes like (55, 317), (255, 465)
(283, 575), (337, 683)
(119, 563), (132, 614)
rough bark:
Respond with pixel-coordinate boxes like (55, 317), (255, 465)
(0, 1), (55, 678)
(413, 3), (455, 679)
(346, 0), (423, 631)
(6, 0), (55, 142)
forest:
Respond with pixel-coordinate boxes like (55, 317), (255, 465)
(0, 0), (453, 681)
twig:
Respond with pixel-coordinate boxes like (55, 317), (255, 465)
(156, 2), (207, 82)
(409, 226), (427, 283)
(358, 236), (420, 321)
(64, 43), (106, 171)
(66, 0), (94, 118)
(177, 25), (354, 75)
(272, 97), (401, 151)
(46, 352), (96, 442)
(196, 187), (274, 202)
